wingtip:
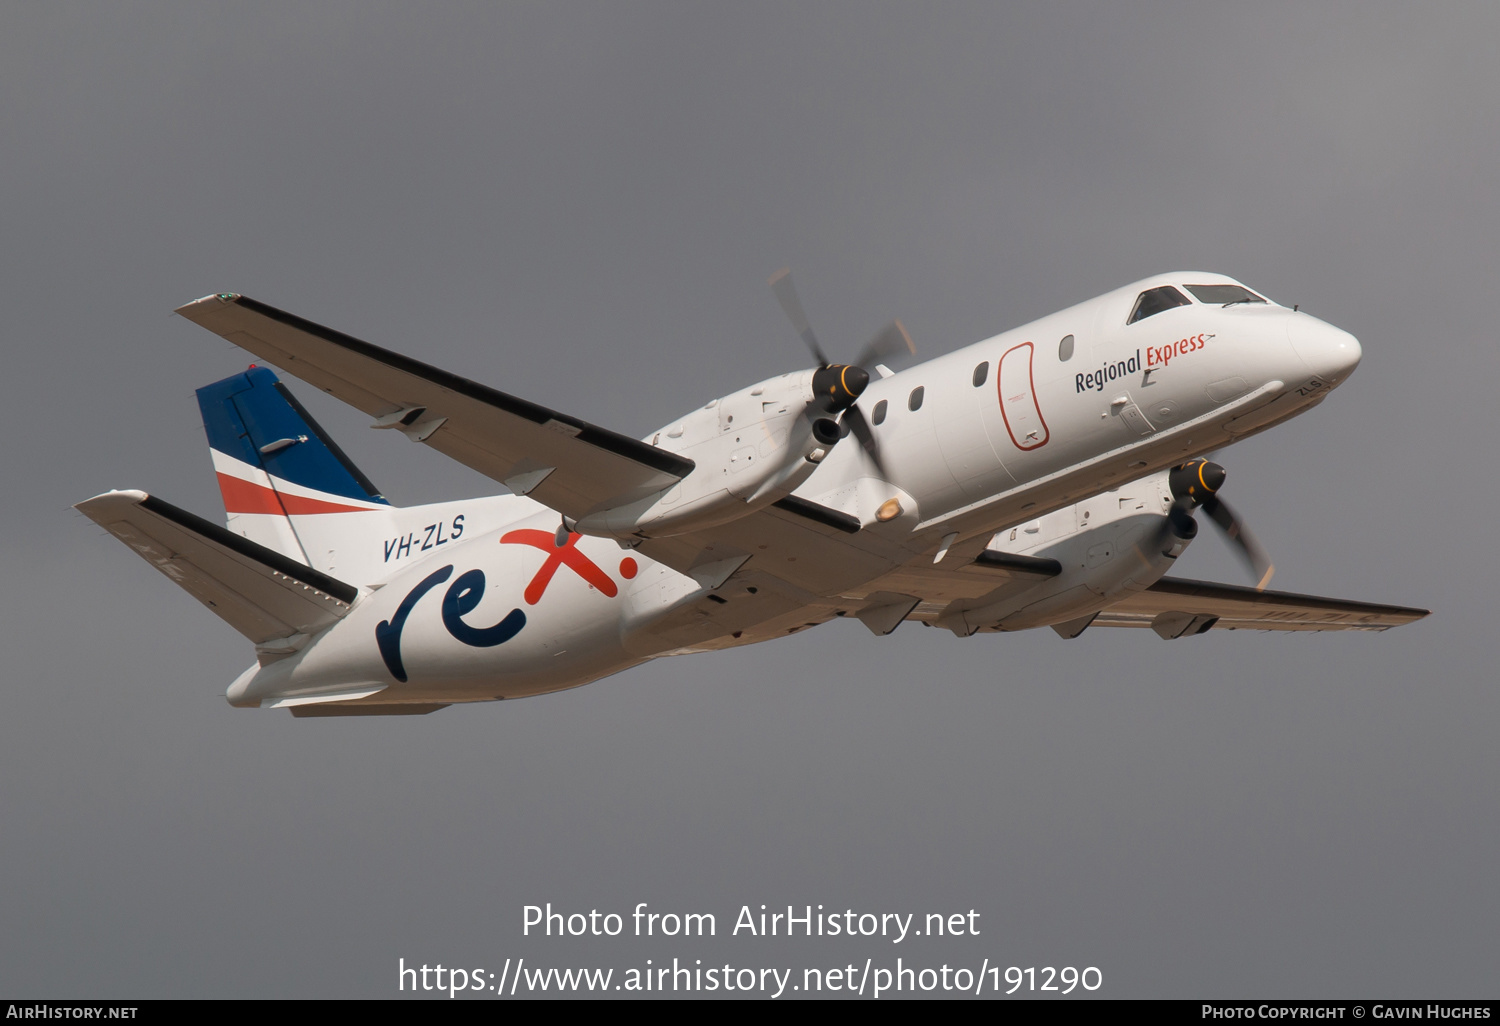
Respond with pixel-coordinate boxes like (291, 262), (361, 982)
(74, 488), (150, 508)
(73, 489), (151, 522)
(174, 293), (240, 318)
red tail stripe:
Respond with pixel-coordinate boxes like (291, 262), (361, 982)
(216, 473), (372, 516)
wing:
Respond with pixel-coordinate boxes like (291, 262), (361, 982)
(175, 294), (695, 523)
(1089, 577), (1430, 637)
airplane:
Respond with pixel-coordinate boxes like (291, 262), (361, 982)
(75, 272), (1428, 716)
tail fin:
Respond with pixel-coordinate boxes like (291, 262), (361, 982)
(198, 366), (391, 566)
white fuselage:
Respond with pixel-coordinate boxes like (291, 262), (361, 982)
(228, 273), (1361, 708)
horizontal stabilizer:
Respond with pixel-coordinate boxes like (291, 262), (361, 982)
(1093, 577), (1429, 634)
(75, 490), (359, 645)
(175, 294), (695, 522)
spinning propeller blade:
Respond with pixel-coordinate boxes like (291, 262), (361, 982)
(1168, 458), (1276, 590)
(769, 268), (829, 367)
(856, 319), (915, 370)
(1200, 495), (1275, 591)
(842, 403), (889, 480)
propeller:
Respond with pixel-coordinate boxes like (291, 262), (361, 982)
(854, 318), (917, 371)
(770, 267), (830, 367)
(1166, 458), (1275, 590)
(769, 269), (914, 478)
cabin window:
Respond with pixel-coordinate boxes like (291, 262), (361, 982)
(972, 362), (989, 387)
(1184, 283), (1266, 306)
(1127, 286), (1191, 324)
(1058, 334), (1075, 361)
(872, 399), (887, 425)
(908, 386), (925, 411)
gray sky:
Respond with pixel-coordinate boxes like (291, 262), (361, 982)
(2, 1), (1494, 998)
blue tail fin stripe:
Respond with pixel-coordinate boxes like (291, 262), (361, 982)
(196, 366), (389, 506)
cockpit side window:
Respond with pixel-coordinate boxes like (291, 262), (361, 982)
(1127, 286), (1192, 324)
(1184, 284), (1267, 306)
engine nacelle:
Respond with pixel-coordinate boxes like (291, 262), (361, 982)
(944, 471), (1193, 634)
(575, 371), (836, 540)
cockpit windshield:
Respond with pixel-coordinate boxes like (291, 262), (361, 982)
(1184, 284), (1266, 306)
(1127, 285), (1191, 324)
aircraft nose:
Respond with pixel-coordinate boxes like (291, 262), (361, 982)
(1287, 314), (1362, 386)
